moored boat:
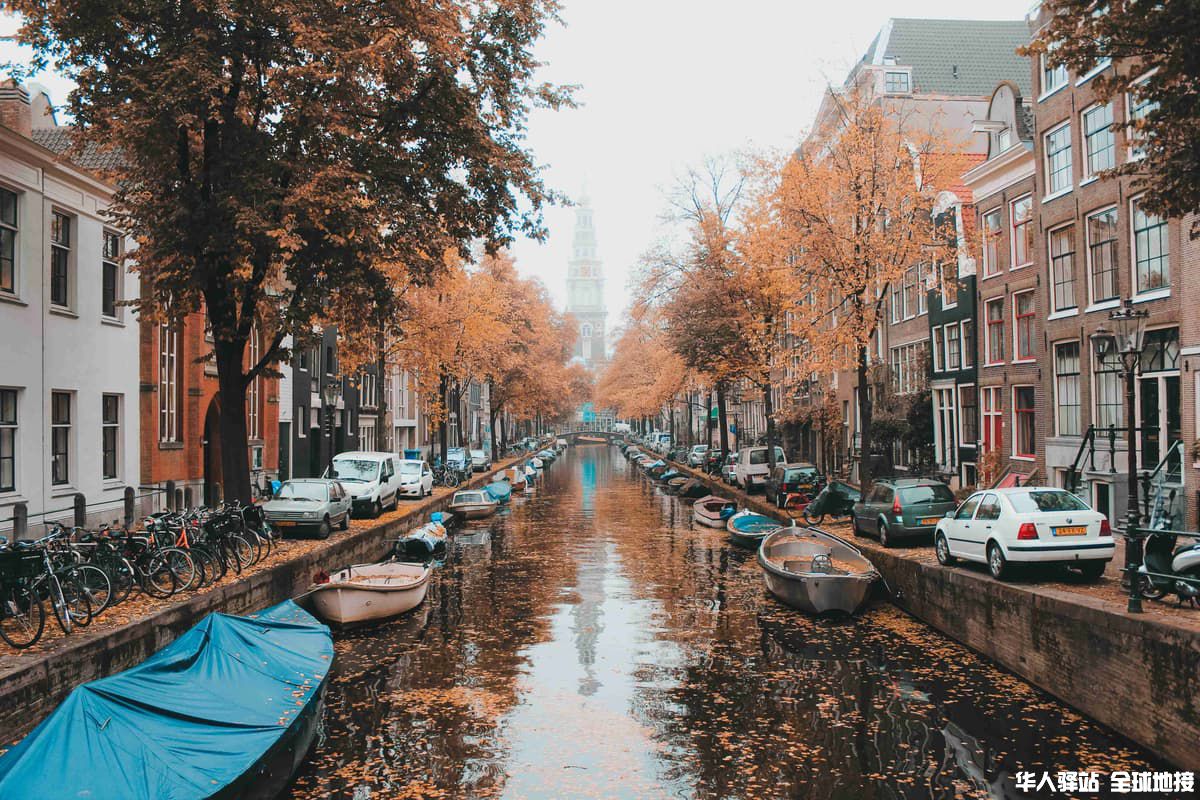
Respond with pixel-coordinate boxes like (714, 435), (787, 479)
(664, 475), (690, 493)
(308, 561), (432, 625)
(390, 519), (449, 560)
(677, 478), (711, 499)
(485, 479), (513, 504)
(504, 467), (527, 490)
(449, 489), (499, 519)
(726, 509), (783, 548)
(0, 601), (332, 800)
(758, 526), (879, 615)
(693, 495), (737, 528)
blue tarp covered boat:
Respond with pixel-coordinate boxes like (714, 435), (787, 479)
(0, 600), (333, 800)
(485, 479), (513, 504)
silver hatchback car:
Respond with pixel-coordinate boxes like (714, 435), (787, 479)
(262, 479), (352, 539)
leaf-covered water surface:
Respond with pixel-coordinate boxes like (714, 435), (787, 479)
(287, 445), (1168, 799)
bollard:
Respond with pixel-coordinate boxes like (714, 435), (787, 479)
(73, 493), (87, 527)
(124, 486), (135, 526)
(165, 480), (177, 511)
(184, 487), (194, 509)
(12, 502), (27, 541)
(175, 488), (184, 511)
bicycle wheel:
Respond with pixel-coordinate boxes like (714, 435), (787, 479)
(108, 558), (135, 605)
(73, 565), (113, 615)
(158, 547), (198, 592)
(49, 575), (92, 633)
(195, 545), (225, 583)
(0, 585), (46, 648)
(142, 553), (180, 598)
(229, 536), (255, 572)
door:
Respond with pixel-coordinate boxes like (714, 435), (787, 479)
(945, 493), (982, 557)
(1138, 374), (1181, 473)
(969, 493), (1001, 561)
(1093, 482), (1112, 523)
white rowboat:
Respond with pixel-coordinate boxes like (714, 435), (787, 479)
(308, 561), (432, 625)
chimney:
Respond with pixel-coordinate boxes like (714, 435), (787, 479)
(0, 80), (32, 138)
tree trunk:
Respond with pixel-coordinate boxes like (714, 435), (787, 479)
(716, 381), (729, 456)
(437, 372), (449, 462)
(375, 332), (388, 452)
(706, 390), (714, 448)
(213, 339), (252, 504)
(670, 400), (676, 446)
(489, 403), (500, 462)
(856, 343), (873, 490)
(686, 394), (694, 448)
(763, 381), (777, 471)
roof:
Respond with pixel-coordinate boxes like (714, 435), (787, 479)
(877, 477), (949, 486)
(30, 126), (126, 173)
(853, 18), (1032, 97)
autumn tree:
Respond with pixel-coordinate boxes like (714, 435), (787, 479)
(5, 0), (569, 500)
(776, 88), (959, 488)
(596, 312), (688, 429)
(1025, 0), (1200, 232)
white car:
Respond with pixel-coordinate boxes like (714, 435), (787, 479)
(325, 451), (402, 517)
(733, 446), (786, 492)
(397, 459), (434, 498)
(687, 445), (709, 467)
(934, 487), (1115, 581)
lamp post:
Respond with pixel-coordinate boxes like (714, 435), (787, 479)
(1092, 298), (1149, 613)
(322, 378), (343, 480)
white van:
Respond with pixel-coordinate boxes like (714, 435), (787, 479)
(324, 451), (402, 517)
(734, 446), (787, 492)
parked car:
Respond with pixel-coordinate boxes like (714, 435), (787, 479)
(703, 449), (726, 474)
(263, 479), (351, 538)
(446, 447), (471, 473)
(397, 459), (434, 498)
(934, 487), (1114, 580)
(721, 452), (739, 484)
(469, 449), (492, 472)
(764, 463), (824, 508)
(852, 478), (957, 546)
(733, 446), (787, 492)
(325, 451), (402, 517)
(687, 445), (709, 467)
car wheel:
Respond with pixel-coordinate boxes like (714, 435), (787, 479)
(372, 500), (383, 518)
(878, 521), (892, 548)
(987, 542), (1010, 580)
(1076, 560), (1106, 581)
(339, 513), (349, 531)
(935, 532), (955, 565)
(317, 516), (332, 540)
(851, 517), (864, 537)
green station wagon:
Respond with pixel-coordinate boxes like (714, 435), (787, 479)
(851, 478), (957, 547)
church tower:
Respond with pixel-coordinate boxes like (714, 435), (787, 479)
(565, 194), (607, 369)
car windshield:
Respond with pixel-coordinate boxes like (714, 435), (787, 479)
(691, 446), (707, 453)
(899, 485), (956, 504)
(783, 468), (816, 482)
(1009, 490), (1090, 513)
(399, 462), (422, 475)
(748, 447), (785, 466)
(448, 448), (467, 461)
(276, 482), (327, 501)
(470, 450), (485, 458)
(331, 459), (378, 482)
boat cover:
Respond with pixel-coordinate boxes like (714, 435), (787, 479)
(485, 480), (513, 503)
(0, 601), (333, 800)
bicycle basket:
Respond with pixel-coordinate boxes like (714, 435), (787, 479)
(0, 547), (44, 580)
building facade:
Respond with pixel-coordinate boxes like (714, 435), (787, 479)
(0, 82), (146, 535)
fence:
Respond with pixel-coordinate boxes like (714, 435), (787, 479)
(0, 485), (167, 540)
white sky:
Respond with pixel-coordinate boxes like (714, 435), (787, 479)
(4, 2), (1036, 322)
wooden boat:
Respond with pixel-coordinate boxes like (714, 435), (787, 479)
(693, 495), (737, 528)
(677, 478), (710, 499)
(485, 479), (513, 504)
(657, 468), (684, 483)
(758, 526), (879, 615)
(504, 466), (527, 490)
(448, 489), (499, 519)
(726, 510), (783, 548)
(308, 561), (432, 625)
(664, 475), (690, 493)
(0, 601), (331, 799)
(391, 520), (448, 560)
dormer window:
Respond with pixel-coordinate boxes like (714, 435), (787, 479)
(884, 71), (910, 94)
(997, 127), (1012, 152)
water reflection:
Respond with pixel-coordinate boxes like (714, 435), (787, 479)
(288, 445), (1165, 799)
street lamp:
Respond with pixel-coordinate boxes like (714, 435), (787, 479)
(1091, 297), (1149, 613)
(322, 378), (343, 480)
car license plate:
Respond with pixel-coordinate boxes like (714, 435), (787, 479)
(274, 520), (296, 527)
(920, 517), (940, 526)
(1054, 525), (1087, 536)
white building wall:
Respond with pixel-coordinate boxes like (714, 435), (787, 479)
(0, 130), (142, 536)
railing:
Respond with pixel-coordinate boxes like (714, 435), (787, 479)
(0, 485), (167, 541)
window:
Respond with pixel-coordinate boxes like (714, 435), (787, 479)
(581, 323), (593, 338)
(1013, 291), (1036, 361)
(50, 211), (71, 308)
(889, 341), (926, 395)
(985, 298), (1005, 364)
(982, 209), (1002, 276)
(360, 371), (378, 408)
(0, 388), (15, 492)
(359, 422), (376, 451)
(1142, 327), (1179, 374)
(1087, 208), (1119, 304)
(938, 260), (956, 308)
(1041, 52), (1068, 96)
(932, 327), (944, 372)
(101, 231), (121, 318)
(1049, 226), (1077, 311)
(1044, 123), (1073, 195)
(1010, 196), (1033, 268)
(247, 328), (261, 440)
(159, 321), (181, 442)
(1054, 342), (1081, 436)
(1132, 197), (1169, 293)
(902, 267), (917, 320)
(1013, 386), (1036, 458)
(918, 263), (929, 315)
(884, 71), (910, 94)
(890, 282), (901, 322)
(102, 394), (120, 480)
(1082, 103), (1115, 177)
(0, 186), (15, 294)
(1127, 75), (1157, 159)
(946, 324), (961, 371)
(982, 386), (1003, 454)
(998, 128), (1012, 152)
(1094, 342), (1124, 429)
(961, 321), (973, 368)
(51, 391), (71, 485)
(325, 345), (335, 375)
(960, 384), (978, 445)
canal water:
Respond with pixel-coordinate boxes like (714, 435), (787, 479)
(288, 444), (1165, 799)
